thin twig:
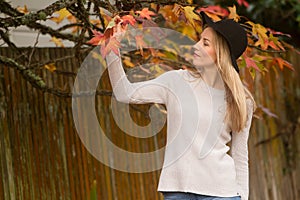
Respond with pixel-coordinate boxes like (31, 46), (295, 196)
(27, 32), (40, 68)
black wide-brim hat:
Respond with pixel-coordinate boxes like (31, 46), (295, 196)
(198, 11), (248, 73)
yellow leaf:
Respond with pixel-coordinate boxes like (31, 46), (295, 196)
(123, 59), (135, 68)
(183, 6), (199, 27)
(50, 37), (64, 47)
(44, 63), (56, 72)
(247, 21), (269, 49)
(228, 5), (240, 22)
(51, 8), (72, 24)
(247, 21), (268, 40)
(205, 12), (221, 21)
(181, 24), (195, 37)
(17, 5), (29, 14)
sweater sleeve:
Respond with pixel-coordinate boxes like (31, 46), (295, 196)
(105, 51), (172, 104)
(231, 100), (254, 200)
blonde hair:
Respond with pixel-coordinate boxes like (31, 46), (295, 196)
(190, 27), (256, 133)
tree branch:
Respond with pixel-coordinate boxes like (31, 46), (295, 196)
(0, 54), (112, 98)
(0, 0), (76, 28)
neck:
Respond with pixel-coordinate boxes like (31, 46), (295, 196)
(200, 66), (224, 90)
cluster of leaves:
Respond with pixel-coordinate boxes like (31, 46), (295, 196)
(0, 0), (298, 116)
(83, 3), (296, 79)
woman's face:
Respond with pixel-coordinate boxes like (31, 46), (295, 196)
(192, 27), (217, 68)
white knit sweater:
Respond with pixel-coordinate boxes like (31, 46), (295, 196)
(106, 52), (253, 200)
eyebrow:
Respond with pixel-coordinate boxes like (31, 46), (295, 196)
(199, 35), (210, 42)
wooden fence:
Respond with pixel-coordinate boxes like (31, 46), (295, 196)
(0, 47), (299, 200)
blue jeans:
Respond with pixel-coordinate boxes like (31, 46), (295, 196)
(162, 192), (241, 200)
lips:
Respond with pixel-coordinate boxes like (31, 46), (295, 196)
(193, 53), (201, 57)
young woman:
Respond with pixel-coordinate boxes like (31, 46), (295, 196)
(105, 11), (255, 200)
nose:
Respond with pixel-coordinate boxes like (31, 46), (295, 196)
(191, 46), (197, 54)
(192, 41), (200, 50)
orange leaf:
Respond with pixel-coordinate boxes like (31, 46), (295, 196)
(87, 30), (105, 46)
(273, 57), (294, 71)
(228, 5), (240, 22)
(160, 5), (178, 23)
(101, 37), (120, 57)
(50, 37), (64, 47)
(90, 19), (101, 27)
(123, 58), (135, 68)
(17, 5), (29, 14)
(44, 63), (57, 72)
(121, 15), (136, 26)
(172, 4), (182, 17)
(254, 37), (268, 50)
(135, 8), (156, 20)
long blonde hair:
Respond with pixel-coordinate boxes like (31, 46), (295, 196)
(190, 27), (256, 133)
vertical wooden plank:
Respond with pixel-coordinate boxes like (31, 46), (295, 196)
(63, 48), (77, 200)
(95, 92), (110, 200)
(19, 63), (36, 200)
(27, 71), (43, 200)
(4, 59), (22, 199)
(64, 99), (76, 200)
(0, 49), (12, 200)
(49, 48), (65, 199)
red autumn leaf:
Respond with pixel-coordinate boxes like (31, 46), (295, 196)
(87, 30), (105, 45)
(135, 8), (156, 20)
(268, 40), (279, 50)
(104, 28), (114, 39)
(121, 15), (136, 26)
(196, 5), (229, 18)
(244, 55), (260, 71)
(237, 0), (249, 8)
(101, 37), (120, 57)
(272, 57), (294, 71)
